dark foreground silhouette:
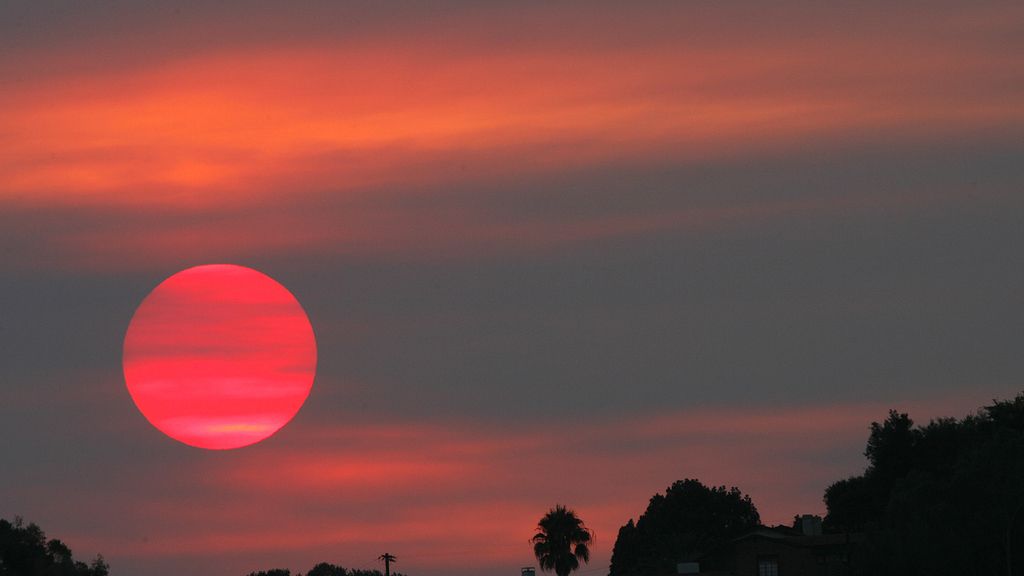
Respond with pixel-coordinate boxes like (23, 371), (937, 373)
(608, 392), (1024, 576)
(823, 393), (1024, 575)
(609, 479), (761, 576)
(532, 505), (593, 576)
(0, 517), (108, 576)
(247, 565), (405, 576)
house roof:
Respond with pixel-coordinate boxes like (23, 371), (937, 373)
(730, 526), (863, 548)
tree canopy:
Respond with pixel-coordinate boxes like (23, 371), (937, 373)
(0, 517), (108, 576)
(608, 479), (760, 576)
(824, 393), (1024, 574)
(305, 563), (347, 576)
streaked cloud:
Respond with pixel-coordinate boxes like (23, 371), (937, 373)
(2, 4), (1021, 209)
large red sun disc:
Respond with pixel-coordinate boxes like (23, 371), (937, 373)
(123, 264), (317, 449)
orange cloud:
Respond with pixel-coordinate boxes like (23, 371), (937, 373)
(4, 8), (1022, 210)
(1, 5), (1021, 273)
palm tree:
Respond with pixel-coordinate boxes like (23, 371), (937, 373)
(532, 505), (593, 576)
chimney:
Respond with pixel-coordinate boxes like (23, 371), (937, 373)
(799, 515), (822, 536)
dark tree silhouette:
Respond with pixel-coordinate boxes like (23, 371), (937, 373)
(608, 479), (760, 576)
(823, 393), (1024, 575)
(305, 563), (348, 576)
(0, 516), (109, 576)
(244, 562), (404, 576)
(864, 410), (917, 478)
(608, 519), (640, 576)
(349, 570), (400, 576)
(532, 505), (593, 576)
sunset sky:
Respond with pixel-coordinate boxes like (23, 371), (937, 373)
(2, 2), (1023, 575)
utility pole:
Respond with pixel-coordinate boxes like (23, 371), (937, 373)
(379, 552), (397, 576)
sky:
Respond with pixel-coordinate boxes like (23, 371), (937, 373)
(2, 1), (1023, 575)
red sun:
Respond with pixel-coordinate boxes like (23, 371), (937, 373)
(123, 264), (317, 449)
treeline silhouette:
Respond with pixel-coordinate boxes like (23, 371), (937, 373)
(608, 391), (1024, 576)
(0, 516), (108, 576)
(247, 564), (405, 576)
(824, 393), (1024, 574)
